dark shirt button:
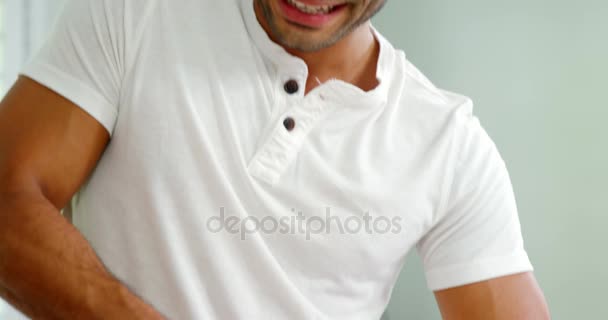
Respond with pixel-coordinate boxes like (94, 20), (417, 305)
(284, 80), (299, 94)
(283, 117), (296, 131)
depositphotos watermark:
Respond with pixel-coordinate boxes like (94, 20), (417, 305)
(206, 207), (403, 240)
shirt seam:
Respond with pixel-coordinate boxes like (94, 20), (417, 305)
(424, 250), (530, 275)
(119, 0), (159, 106)
(429, 110), (465, 229)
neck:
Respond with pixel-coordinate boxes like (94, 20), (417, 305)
(287, 24), (380, 94)
(254, 3), (380, 94)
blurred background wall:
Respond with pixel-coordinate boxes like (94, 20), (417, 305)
(373, 0), (607, 319)
(1, 0), (606, 319)
(1, 0), (64, 94)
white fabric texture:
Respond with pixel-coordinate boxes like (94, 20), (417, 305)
(20, 0), (534, 319)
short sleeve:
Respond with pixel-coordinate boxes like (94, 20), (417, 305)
(416, 107), (534, 291)
(19, 0), (126, 135)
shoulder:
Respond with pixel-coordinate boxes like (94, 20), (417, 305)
(57, 0), (159, 38)
(379, 41), (475, 141)
(405, 53), (472, 119)
(372, 29), (474, 126)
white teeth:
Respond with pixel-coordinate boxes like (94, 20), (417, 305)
(286, 0), (335, 15)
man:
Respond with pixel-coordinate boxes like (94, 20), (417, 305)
(0, 0), (550, 319)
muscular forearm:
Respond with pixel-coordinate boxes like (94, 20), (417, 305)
(0, 190), (165, 320)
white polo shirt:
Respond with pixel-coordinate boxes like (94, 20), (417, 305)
(21, 0), (534, 319)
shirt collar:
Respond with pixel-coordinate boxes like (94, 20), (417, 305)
(238, 0), (396, 107)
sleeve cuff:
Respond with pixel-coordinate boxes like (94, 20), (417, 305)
(19, 61), (118, 136)
(424, 251), (534, 291)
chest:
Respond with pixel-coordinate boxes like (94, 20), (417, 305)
(106, 1), (448, 281)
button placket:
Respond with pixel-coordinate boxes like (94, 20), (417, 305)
(248, 96), (331, 185)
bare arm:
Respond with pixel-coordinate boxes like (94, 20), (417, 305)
(434, 272), (550, 320)
(0, 77), (165, 319)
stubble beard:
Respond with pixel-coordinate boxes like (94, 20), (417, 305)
(254, 0), (387, 52)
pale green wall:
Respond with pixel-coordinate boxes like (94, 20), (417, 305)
(373, 1), (608, 319)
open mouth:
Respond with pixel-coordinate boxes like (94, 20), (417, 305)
(285, 0), (345, 15)
(279, 0), (348, 28)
